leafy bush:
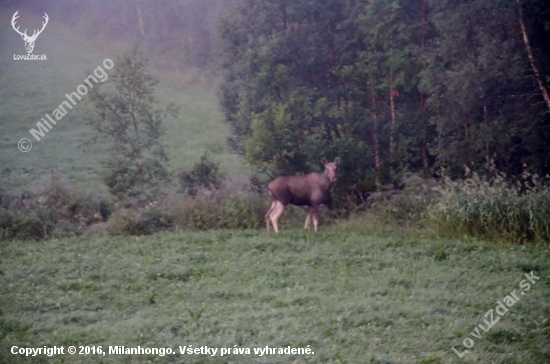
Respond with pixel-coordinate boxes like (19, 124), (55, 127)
(168, 195), (219, 231)
(101, 162), (140, 198)
(428, 167), (550, 243)
(0, 211), (47, 240)
(165, 192), (266, 231)
(178, 152), (224, 196)
(107, 202), (173, 236)
(364, 175), (439, 223)
(217, 194), (265, 229)
(0, 171), (112, 241)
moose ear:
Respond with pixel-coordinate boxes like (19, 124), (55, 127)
(321, 157), (328, 165)
(334, 157), (340, 165)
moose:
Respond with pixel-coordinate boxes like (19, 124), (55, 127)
(266, 157), (340, 233)
(11, 11), (49, 54)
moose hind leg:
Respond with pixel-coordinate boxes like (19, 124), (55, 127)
(266, 201), (276, 233)
(270, 201), (285, 234)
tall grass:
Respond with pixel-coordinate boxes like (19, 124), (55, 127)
(428, 167), (550, 243)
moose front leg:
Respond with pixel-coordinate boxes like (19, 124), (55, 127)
(312, 206), (320, 232)
(304, 206), (313, 230)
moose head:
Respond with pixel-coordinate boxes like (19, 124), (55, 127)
(11, 11), (49, 54)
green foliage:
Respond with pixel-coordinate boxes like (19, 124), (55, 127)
(428, 167), (550, 243)
(107, 202), (172, 236)
(422, 0), (547, 177)
(217, 193), (271, 230)
(178, 152), (224, 196)
(218, 0), (550, 204)
(246, 104), (303, 175)
(0, 171), (112, 241)
(218, 0), (436, 199)
(354, 175), (438, 227)
(161, 193), (268, 232)
(87, 45), (177, 197)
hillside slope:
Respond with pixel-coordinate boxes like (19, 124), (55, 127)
(0, 6), (246, 191)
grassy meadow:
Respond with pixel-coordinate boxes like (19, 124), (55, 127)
(1, 228), (549, 364)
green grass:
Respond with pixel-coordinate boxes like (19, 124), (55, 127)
(1, 228), (549, 363)
(0, 8), (248, 191)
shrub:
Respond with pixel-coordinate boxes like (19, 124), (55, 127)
(106, 208), (142, 235)
(218, 194), (265, 229)
(162, 193), (265, 231)
(178, 152), (224, 196)
(187, 195), (218, 230)
(107, 201), (173, 236)
(0, 171), (112, 241)
(365, 175), (439, 223)
(0, 211), (47, 240)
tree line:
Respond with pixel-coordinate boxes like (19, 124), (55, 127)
(6, 0), (548, 206)
(217, 0), (550, 204)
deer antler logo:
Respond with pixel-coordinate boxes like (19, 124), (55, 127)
(11, 11), (49, 54)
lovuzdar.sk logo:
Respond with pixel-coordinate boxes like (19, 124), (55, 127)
(12, 10), (48, 60)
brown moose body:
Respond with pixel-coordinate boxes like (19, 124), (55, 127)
(266, 158), (340, 233)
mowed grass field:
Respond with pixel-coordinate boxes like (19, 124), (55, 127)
(1, 228), (549, 363)
(0, 7), (247, 191)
